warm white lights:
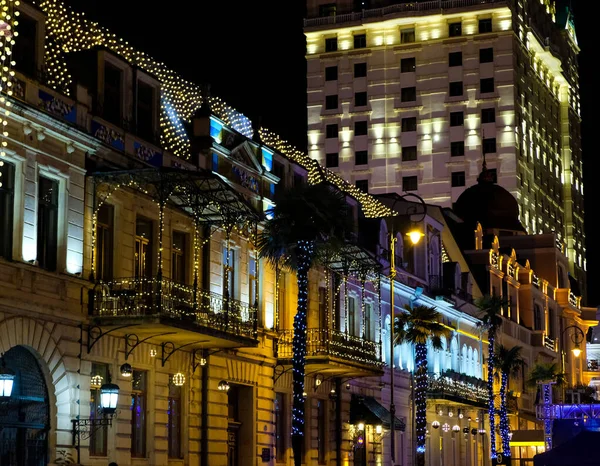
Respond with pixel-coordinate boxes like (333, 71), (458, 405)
(172, 373), (185, 386)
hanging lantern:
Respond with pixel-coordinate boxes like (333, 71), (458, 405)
(452, 425), (461, 433)
(172, 373), (185, 386)
(149, 349), (157, 358)
(463, 427), (470, 434)
(0, 358), (15, 398)
(90, 374), (103, 389)
(120, 363), (133, 377)
(99, 382), (120, 415)
(431, 420), (440, 429)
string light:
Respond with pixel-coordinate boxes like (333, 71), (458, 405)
(499, 370), (511, 458)
(414, 343), (428, 456)
(487, 325), (498, 459)
(172, 372), (185, 386)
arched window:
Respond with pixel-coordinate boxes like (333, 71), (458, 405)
(451, 337), (459, 371)
(462, 344), (468, 374)
(382, 315), (390, 364)
(473, 349), (480, 378)
(468, 347), (474, 377)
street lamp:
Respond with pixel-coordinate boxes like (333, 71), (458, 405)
(560, 325), (586, 387)
(0, 355), (15, 399)
(378, 192), (427, 465)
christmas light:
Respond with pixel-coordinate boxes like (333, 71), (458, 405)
(172, 373), (185, 386)
(414, 343), (428, 457)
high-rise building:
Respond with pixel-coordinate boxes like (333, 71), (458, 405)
(304, 0), (586, 299)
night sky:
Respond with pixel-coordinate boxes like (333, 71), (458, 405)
(63, 0), (597, 304)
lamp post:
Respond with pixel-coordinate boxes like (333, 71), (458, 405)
(379, 192), (427, 465)
(0, 355), (15, 399)
(560, 324), (586, 390)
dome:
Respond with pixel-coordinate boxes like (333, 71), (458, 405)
(454, 168), (525, 233)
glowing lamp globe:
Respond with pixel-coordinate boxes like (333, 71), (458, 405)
(0, 363), (15, 398)
(120, 363), (133, 377)
(407, 229), (424, 245)
(99, 382), (119, 415)
(572, 345), (582, 358)
(452, 425), (461, 433)
(431, 420), (440, 429)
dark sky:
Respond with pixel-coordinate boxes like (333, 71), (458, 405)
(64, 0), (597, 304)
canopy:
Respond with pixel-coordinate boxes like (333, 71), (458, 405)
(349, 394), (405, 431)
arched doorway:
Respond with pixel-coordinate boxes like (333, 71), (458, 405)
(0, 346), (49, 465)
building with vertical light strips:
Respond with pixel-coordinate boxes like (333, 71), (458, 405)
(304, 0), (586, 301)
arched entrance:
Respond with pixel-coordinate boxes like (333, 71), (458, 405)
(0, 346), (49, 465)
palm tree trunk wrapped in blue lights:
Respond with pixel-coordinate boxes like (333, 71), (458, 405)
(394, 304), (451, 466)
(476, 295), (505, 462)
(496, 344), (525, 465)
(258, 183), (349, 466)
(291, 240), (313, 458)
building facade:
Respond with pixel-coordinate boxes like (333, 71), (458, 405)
(304, 0), (586, 301)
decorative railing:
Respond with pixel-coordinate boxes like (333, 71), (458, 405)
(276, 328), (382, 368)
(427, 372), (488, 406)
(569, 291), (578, 307)
(544, 335), (556, 352)
(532, 274), (540, 288)
(91, 277), (257, 340)
(536, 403), (600, 421)
(305, 0), (504, 27)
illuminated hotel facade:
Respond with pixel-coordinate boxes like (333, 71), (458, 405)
(304, 0), (587, 301)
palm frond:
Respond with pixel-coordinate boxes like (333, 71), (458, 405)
(526, 362), (566, 388)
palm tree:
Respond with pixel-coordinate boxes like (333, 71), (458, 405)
(476, 294), (506, 461)
(257, 182), (350, 466)
(394, 304), (451, 466)
(526, 362), (566, 404)
(495, 345), (525, 463)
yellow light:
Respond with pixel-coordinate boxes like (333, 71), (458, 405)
(407, 229), (424, 245)
(376, 425), (383, 434)
(572, 346), (582, 358)
(357, 422), (365, 431)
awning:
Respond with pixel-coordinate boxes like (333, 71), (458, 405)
(349, 395), (406, 431)
(509, 429), (545, 447)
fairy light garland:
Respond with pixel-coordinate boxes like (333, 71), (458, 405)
(487, 326), (498, 460)
(30, 0), (252, 160)
(0, 0), (18, 187)
(499, 370), (511, 458)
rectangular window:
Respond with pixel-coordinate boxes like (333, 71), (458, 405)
(37, 176), (59, 271)
(354, 62), (367, 78)
(354, 121), (368, 136)
(13, 13), (37, 77)
(451, 171), (466, 187)
(400, 57), (416, 73)
(325, 66), (338, 81)
(275, 392), (286, 463)
(172, 231), (186, 284)
(355, 180), (369, 193)
(401, 28), (415, 44)
(451, 141), (465, 157)
(96, 204), (113, 281)
(326, 123), (338, 139)
(168, 377), (182, 459)
(449, 22), (462, 37)
(480, 47), (494, 63)
(326, 153), (339, 168)
(325, 37), (338, 52)
(348, 296), (357, 336)
(402, 176), (418, 192)
(449, 81), (463, 97)
(135, 217), (153, 278)
(222, 245), (237, 299)
(481, 108), (496, 123)
(401, 87), (416, 102)
(483, 138), (497, 154)
(450, 111), (464, 127)
(249, 256), (257, 307)
(479, 18), (493, 34)
(449, 51), (463, 67)
(402, 146), (417, 161)
(136, 81), (155, 141)
(354, 91), (367, 107)
(318, 287), (328, 329)
(401, 117), (417, 132)
(89, 363), (108, 456)
(354, 34), (367, 49)
(355, 150), (368, 165)
(480, 77), (495, 93)
(0, 161), (15, 260)
(317, 400), (327, 464)
(364, 302), (375, 341)
(131, 371), (147, 458)
(325, 95), (338, 110)
(103, 62), (123, 125)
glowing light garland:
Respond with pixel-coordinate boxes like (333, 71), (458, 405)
(291, 239), (314, 459)
(487, 328), (498, 460)
(0, 0), (18, 186)
(498, 370), (511, 458)
(30, 0), (252, 160)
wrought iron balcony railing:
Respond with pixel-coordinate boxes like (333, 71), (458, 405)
(277, 328), (382, 368)
(427, 372), (488, 406)
(91, 277), (257, 340)
(305, 0), (504, 27)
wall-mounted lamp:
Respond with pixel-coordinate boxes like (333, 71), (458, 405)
(120, 363), (133, 378)
(218, 380), (230, 392)
(314, 374), (323, 391)
(0, 355), (15, 399)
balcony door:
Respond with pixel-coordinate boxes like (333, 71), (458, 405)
(135, 218), (153, 279)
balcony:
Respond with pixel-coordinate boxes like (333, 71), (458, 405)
(427, 371), (488, 408)
(276, 328), (383, 377)
(305, 0), (505, 28)
(90, 277), (258, 346)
